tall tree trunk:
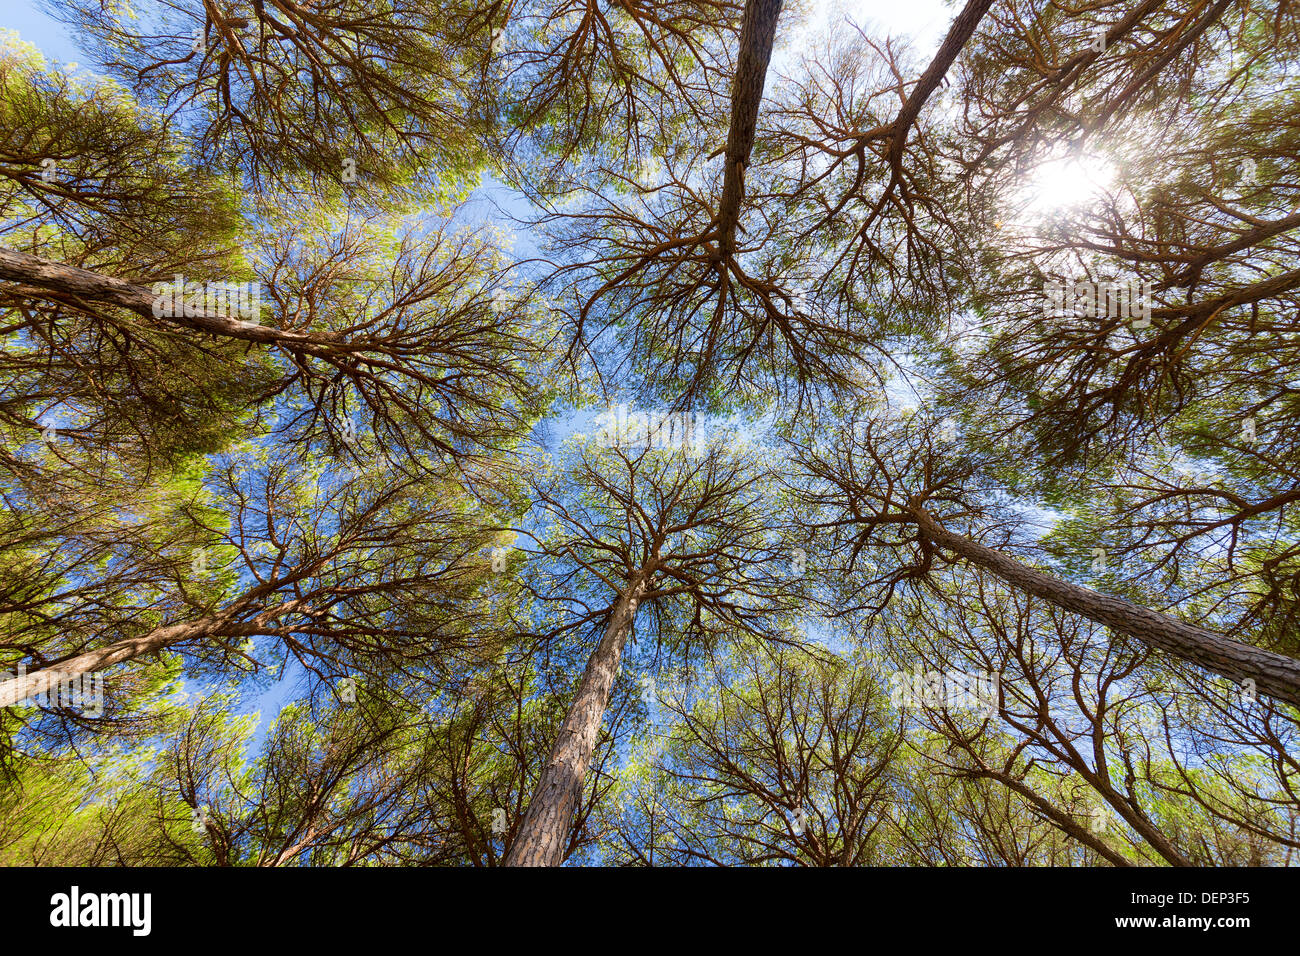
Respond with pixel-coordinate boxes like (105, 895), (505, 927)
(913, 509), (1300, 708)
(505, 573), (648, 866)
(715, 0), (783, 255)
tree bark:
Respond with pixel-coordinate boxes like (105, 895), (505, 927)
(0, 245), (337, 350)
(886, 0), (996, 168)
(715, 0), (783, 256)
(0, 597), (307, 708)
(913, 509), (1300, 708)
(505, 572), (648, 866)
(0, 619), (223, 708)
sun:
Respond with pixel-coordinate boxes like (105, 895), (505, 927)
(1018, 152), (1119, 217)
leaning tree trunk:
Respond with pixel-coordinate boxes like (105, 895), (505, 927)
(886, 0), (996, 167)
(913, 509), (1300, 708)
(714, 0), (783, 256)
(0, 246), (333, 350)
(0, 618), (225, 708)
(0, 597), (306, 708)
(505, 573), (648, 866)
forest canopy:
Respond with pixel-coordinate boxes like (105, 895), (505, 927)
(0, 0), (1297, 868)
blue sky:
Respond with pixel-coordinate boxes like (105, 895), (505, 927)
(7, 1), (81, 62)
